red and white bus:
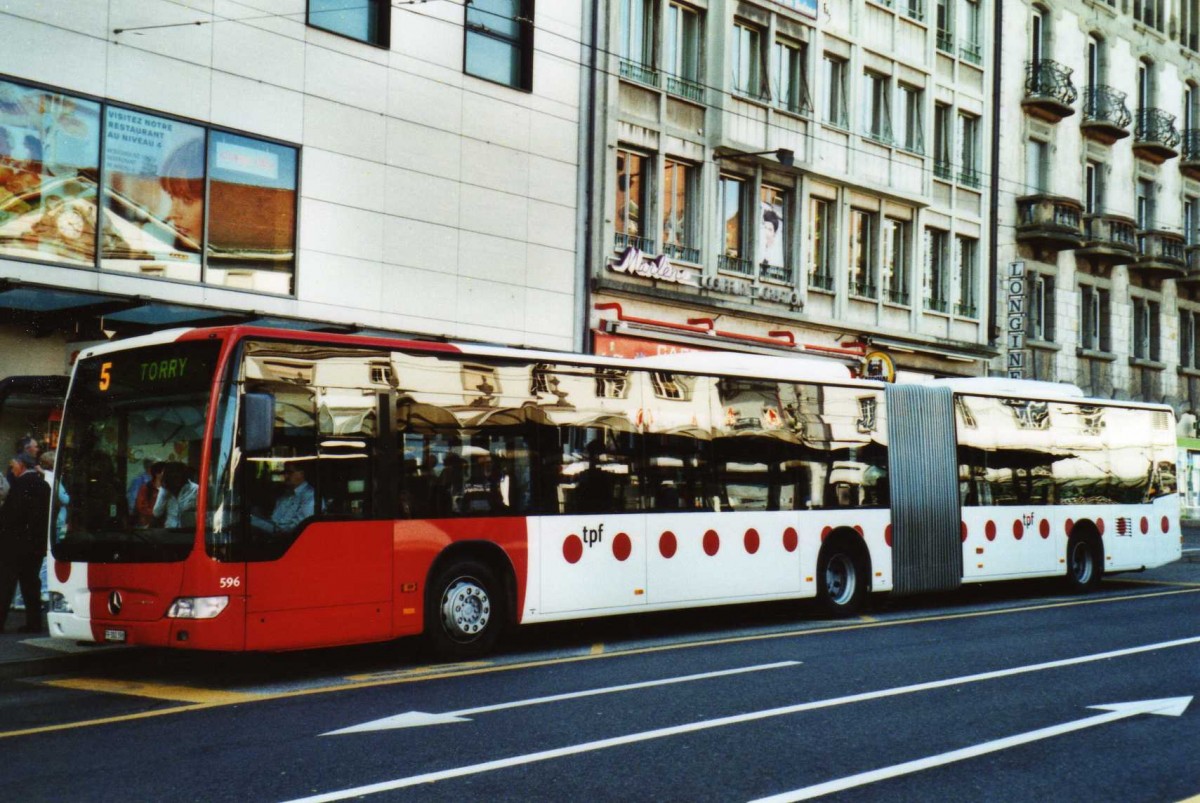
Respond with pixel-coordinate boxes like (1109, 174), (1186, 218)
(46, 327), (1182, 658)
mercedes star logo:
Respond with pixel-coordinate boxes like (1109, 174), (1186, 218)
(108, 590), (123, 616)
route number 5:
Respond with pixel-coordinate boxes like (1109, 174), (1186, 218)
(99, 361), (112, 392)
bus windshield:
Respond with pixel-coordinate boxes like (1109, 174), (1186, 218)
(52, 341), (221, 563)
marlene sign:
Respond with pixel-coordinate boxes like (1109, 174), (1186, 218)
(607, 247), (802, 307)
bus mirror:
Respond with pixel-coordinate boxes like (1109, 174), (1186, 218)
(242, 392), (275, 453)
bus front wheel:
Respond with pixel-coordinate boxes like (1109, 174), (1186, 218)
(425, 560), (506, 660)
(1064, 534), (1103, 592)
(817, 540), (868, 616)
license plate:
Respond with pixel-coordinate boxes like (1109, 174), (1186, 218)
(104, 629), (126, 643)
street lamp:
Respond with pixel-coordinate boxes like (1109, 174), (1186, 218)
(713, 148), (795, 167)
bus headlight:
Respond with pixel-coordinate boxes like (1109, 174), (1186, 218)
(49, 592), (73, 614)
(167, 596), (229, 619)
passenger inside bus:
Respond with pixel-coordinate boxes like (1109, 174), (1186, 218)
(251, 460), (315, 536)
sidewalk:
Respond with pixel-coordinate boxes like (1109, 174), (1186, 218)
(0, 627), (135, 681)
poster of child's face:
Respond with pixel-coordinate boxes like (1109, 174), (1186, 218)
(101, 108), (205, 273)
(759, 200), (785, 268)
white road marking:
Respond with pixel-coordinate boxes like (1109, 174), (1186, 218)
(323, 661), (802, 734)
(285, 635), (1200, 803)
(749, 697), (1193, 802)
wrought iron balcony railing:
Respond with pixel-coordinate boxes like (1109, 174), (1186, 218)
(665, 73), (703, 103)
(1134, 108), (1181, 148)
(760, 262), (794, 284)
(809, 271), (835, 291)
(1024, 59), (1077, 106)
(924, 296), (949, 313)
(661, 242), (700, 263)
(936, 29), (954, 53)
(933, 160), (954, 180)
(955, 302), (978, 318)
(960, 41), (982, 65)
(718, 254), (754, 277)
(1182, 129), (1200, 160)
(850, 280), (878, 299)
(1081, 85), (1132, 129)
(620, 59), (659, 88)
(614, 232), (656, 254)
(884, 287), (910, 305)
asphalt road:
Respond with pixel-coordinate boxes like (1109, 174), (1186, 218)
(1, 561), (1198, 802)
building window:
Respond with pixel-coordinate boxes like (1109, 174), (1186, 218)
(620, 0), (658, 84)
(1181, 309), (1200, 369)
(862, 71), (892, 144)
(1026, 138), (1048, 193)
(759, 185), (790, 283)
(936, 0), (954, 52)
(1185, 1), (1200, 52)
(958, 112), (981, 188)
(1132, 297), (1161, 361)
(882, 217), (910, 305)
(904, 0), (925, 22)
(464, 0), (534, 90)
(1133, 0), (1164, 32)
(615, 149), (652, 253)
(849, 209), (877, 299)
(959, 0), (982, 63)
(1136, 178), (1155, 232)
(924, 228), (949, 312)
(719, 175), (752, 275)
(773, 39), (811, 116)
(664, 3), (703, 100)
(808, 197), (835, 291)
(307, 0), (389, 47)
(822, 54), (848, 128)
(1185, 197), (1198, 246)
(732, 22), (766, 100)
(1084, 161), (1103, 214)
(662, 159), (699, 262)
(895, 84), (924, 154)
(1028, 273), (1054, 340)
(1081, 284), (1111, 352)
(955, 234), (978, 317)
(933, 103), (952, 179)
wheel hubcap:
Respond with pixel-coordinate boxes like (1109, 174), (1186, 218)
(441, 578), (491, 641)
(826, 554), (855, 605)
(1071, 543), (1093, 583)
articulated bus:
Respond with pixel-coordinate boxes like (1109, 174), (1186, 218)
(46, 327), (1181, 659)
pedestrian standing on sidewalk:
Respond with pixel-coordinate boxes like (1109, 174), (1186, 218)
(0, 453), (50, 633)
(5, 435), (37, 485)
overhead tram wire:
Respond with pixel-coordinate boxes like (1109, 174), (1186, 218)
(86, 0), (1183, 223)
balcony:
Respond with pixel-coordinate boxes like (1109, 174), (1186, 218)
(1179, 245), (1200, 286)
(619, 59), (659, 88)
(1016, 194), (1084, 252)
(1022, 60), (1077, 123)
(1181, 130), (1200, 180)
(1131, 229), (1186, 279)
(1077, 213), (1137, 268)
(1132, 108), (1180, 163)
(1080, 85), (1131, 144)
(665, 73), (703, 103)
(718, 254), (754, 277)
(760, 262), (794, 284)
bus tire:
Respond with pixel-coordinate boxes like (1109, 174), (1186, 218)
(1064, 534), (1102, 592)
(424, 560), (507, 660)
(817, 538), (868, 616)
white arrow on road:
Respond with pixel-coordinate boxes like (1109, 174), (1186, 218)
(323, 660), (802, 735)
(750, 696), (1193, 803)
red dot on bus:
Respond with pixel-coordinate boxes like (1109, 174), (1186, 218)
(985, 520), (996, 541)
(1140, 517), (1149, 535)
(853, 524), (864, 537)
(744, 528), (760, 554)
(563, 535), (583, 564)
(1097, 519), (1105, 535)
(703, 530), (720, 556)
(1013, 519), (1023, 540)
(783, 527), (798, 552)
(613, 532), (632, 562)
(820, 526), (832, 542)
(659, 531), (677, 559)
(54, 560), (71, 583)
(1065, 518), (1074, 535)
(1039, 519), (1050, 539)
(960, 521), (968, 542)
(884, 524), (893, 547)
(1162, 516), (1170, 534)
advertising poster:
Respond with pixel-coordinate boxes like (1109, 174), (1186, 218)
(758, 199), (785, 269)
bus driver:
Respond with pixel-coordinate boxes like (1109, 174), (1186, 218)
(251, 461), (315, 536)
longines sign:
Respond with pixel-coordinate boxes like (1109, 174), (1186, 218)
(607, 247), (802, 307)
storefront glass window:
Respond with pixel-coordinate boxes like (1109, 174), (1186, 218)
(0, 79), (102, 267)
(101, 108), (205, 281)
(206, 131), (297, 294)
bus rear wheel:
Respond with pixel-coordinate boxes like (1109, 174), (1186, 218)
(425, 560), (506, 660)
(817, 540), (868, 616)
(1065, 535), (1102, 592)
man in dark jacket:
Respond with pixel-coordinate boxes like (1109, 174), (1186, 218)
(0, 452), (50, 633)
